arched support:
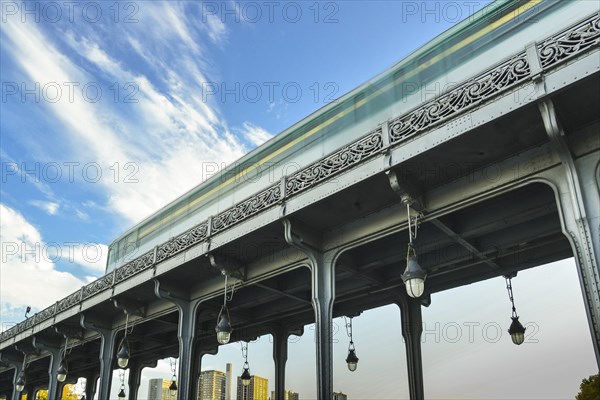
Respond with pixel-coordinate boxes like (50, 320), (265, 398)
(271, 324), (303, 400)
(32, 337), (62, 400)
(154, 279), (204, 400)
(396, 296), (425, 400)
(80, 314), (118, 400)
(128, 359), (158, 400)
(538, 99), (600, 365)
(283, 219), (335, 400)
(0, 353), (23, 400)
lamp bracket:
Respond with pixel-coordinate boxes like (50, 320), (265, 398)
(503, 272), (518, 279)
(54, 325), (84, 341)
(208, 253), (246, 281)
(112, 298), (146, 317)
(386, 170), (425, 212)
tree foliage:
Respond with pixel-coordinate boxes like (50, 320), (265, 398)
(31, 385), (78, 400)
(576, 373), (600, 400)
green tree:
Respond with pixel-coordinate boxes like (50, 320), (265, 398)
(33, 385), (78, 400)
(576, 373), (600, 400)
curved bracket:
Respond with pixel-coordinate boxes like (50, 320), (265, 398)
(112, 298), (146, 318)
(208, 253), (246, 281)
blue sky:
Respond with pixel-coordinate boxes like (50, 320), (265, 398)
(0, 1), (597, 399)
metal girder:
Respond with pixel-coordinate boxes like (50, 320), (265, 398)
(254, 282), (312, 305)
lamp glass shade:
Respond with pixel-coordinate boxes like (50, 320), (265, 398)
(117, 341), (130, 368)
(215, 310), (232, 345)
(169, 380), (177, 396)
(346, 349), (359, 372)
(118, 388), (126, 398)
(402, 254), (427, 298)
(57, 361), (68, 382)
(508, 316), (526, 345)
(241, 367), (251, 386)
(405, 278), (425, 298)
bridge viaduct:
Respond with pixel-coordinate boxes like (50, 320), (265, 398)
(1, 1), (599, 399)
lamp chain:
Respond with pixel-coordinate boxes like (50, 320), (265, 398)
(505, 277), (519, 318)
(344, 317), (355, 350)
(241, 341), (249, 367)
(119, 369), (126, 390)
(169, 357), (177, 380)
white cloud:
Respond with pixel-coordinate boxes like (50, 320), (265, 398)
(0, 204), (86, 317)
(0, 3), (245, 226)
(30, 200), (60, 215)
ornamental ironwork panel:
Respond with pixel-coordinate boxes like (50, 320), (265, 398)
(211, 185), (282, 234)
(36, 306), (55, 324)
(155, 222), (209, 263)
(56, 291), (82, 314)
(82, 275), (113, 300)
(115, 250), (155, 283)
(286, 129), (383, 196)
(539, 14), (600, 69)
(389, 53), (530, 144)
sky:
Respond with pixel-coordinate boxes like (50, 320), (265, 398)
(0, 1), (597, 399)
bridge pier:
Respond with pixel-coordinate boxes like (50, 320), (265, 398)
(154, 279), (204, 400)
(284, 219), (335, 400)
(84, 371), (99, 400)
(23, 384), (35, 400)
(80, 315), (118, 400)
(128, 359), (157, 400)
(32, 337), (62, 400)
(539, 99), (600, 366)
(271, 324), (303, 400)
(397, 297), (424, 400)
(194, 346), (218, 400)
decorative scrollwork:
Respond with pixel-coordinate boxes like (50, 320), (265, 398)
(115, 250), (155, 283)
(155, 222), (209, 263)
(37, 306), (55, 323)
(286, 129), (383, 196)
(82, 275), (113, 300)
(390, 54), (530, 143)
(56, 291), (82, 314)
(212, 185), (282, 234)
(539, 14), (600, 69)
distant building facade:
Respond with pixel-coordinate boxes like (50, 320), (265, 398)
(332, 392), (347, 400)
(198, 370), (226, 400)
(236, 375), (268, 400)
(270, 390), (299, 400)
(148, 378), (176, 400)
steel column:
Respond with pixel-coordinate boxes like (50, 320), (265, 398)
(0, 352), (24, 400)
(154, 280), (203, 400)
(283, 219), (335, 400)
(24, 384), (35, 400)
(32, 338), (62, 400)
(84, 372), (99, 400)
(80, 315), (118, 400)
(272, 326), (288, 400)
(128, 359), (158, 400)
(193, 346), (218, 400)
(397, 297), (424, 400)
(539, 99), (600, 366)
